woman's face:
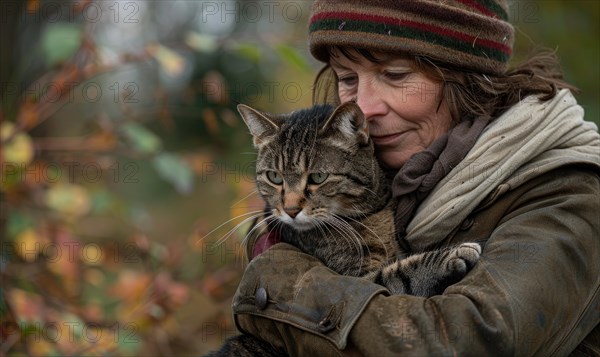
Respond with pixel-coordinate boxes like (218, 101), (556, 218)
(330, 50), (452, 169)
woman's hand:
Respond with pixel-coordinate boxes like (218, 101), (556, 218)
(232, 242), (388, 356)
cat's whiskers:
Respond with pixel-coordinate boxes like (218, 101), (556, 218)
(214, 212), (269, 246)
(360, 186), (379, 198)
(198, 210), (264, 244)
(350, 204), (369, 219)
(334, 213), (383, 274)
(240, 214), (276, 251)
(317, 216), (353, 264)
(338, 219), (370, 267)
(327, 214), (368, 276)
(317, 218), (366, 276)
(274, 220), (286, 247)
(343, 213), (391, 262)
(230, 189), (259, 208)
(311, 211), (347, 250)
(323, 219), (362, 276)
(313, 218), (335, 249)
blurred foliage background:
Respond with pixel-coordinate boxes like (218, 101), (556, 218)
(0, 1), (598, 356)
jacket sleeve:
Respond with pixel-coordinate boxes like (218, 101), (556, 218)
(232, 168), (600, 356)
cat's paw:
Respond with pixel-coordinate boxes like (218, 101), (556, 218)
(447, 242), (481, 275)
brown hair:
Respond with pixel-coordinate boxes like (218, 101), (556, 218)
(313, 47), (578, 123)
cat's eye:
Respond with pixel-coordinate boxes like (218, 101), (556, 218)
(266, 171), (283, 185)
(308, 173), (328, 185)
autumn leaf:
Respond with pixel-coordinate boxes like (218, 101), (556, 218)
(120, 122), (162, 154)
(6, 289), (44, 324)
(46, 229), (81, 297)
(220, 108), (238, 127)
(202, 108), (219, 135)
(152, 153), (194, 194)
(17, 100), (39, 130)
(200, 267), (241, 300)
(87, 130), (117, 151)
(1, 122), (34, 166)
(202, 71), (228, 104)
(26, 0), (41, 12)
(147, 43), (186, 77)
(80, 244), (103, 266)
(153, 272), (189, 308)
(46, 183), (91, 217)
(29, 339), (58, 357)
(185, 31), (218, 53)
(14, 228), (44, 262)
(109, 270), (152, 305)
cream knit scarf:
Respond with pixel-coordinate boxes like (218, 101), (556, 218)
(404, 89), (600, 250)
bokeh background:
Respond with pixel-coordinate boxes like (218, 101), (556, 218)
(1, 1), (598, 356)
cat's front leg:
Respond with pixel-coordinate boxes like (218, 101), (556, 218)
(444, 243), (482, 278)
(369, 243), (481, 296)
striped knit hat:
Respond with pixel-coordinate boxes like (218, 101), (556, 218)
(309, 0), (515, 75)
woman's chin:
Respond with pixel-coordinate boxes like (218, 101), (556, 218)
(376, 151), (412, 170)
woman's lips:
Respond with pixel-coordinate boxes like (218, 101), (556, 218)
(370, 132), (405, 145)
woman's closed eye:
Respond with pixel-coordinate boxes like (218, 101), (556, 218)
(338, 74), (358, 87)
(382, 71), (410, 82)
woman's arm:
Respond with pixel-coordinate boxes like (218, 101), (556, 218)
(347, 166), (600, 356)
(233, 167), (600, 356)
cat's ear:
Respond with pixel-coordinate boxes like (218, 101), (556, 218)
(320, 101), (369, 146)
(237, 104), (280, 147)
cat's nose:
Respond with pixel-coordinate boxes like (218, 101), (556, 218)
(284, 207), (301, 218)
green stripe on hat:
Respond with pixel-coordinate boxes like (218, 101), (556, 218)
(475, 0), (509, 21)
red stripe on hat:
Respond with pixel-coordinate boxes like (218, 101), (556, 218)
(310, 11), (511, 54)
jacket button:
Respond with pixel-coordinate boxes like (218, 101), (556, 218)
(316, 306), (337, 333)
(317, 319), (335, 332)
(317, 317), (335, 332)
(255, 287), (268, 310)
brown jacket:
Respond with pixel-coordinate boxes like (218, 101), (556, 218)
(233, 164), (600, 356)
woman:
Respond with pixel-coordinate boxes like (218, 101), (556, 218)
(220, 0), (600, 355)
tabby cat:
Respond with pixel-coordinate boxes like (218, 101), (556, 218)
(206, 102), (480, 356)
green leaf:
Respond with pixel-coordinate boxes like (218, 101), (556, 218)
(185, 31), (218, 53)
(89, 189), (113, 214)
(148, 43), (186, 77)
(121, 123), (162, 154)
(275, 44), (310, 72)
(1, 122), (34, 166)
(41, 23), (82, 67)
(152, 153), (194, 194)
(149, 243), (168, 262)
(6, 212), (35, 239)
(46, 184), (91, 216)
(234, 43), (262, 63)
(116, 323), (142, 354)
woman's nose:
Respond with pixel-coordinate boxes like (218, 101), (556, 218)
(355, 80), (386, 120)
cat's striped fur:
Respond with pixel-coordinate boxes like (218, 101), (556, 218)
(205, 102), (480, 356)
(239, 101), (480, 294)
